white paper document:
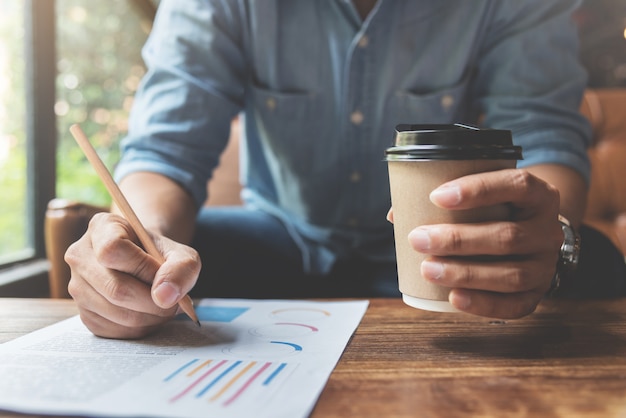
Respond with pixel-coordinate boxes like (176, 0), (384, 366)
(0, 298), (369, 418)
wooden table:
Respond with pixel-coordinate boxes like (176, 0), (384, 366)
(2, 297), (626, 417)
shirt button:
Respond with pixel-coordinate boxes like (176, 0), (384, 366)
(266, 97), (277, 111)
(350, 110), (364, 125)
(441, 94), (455, 110)
(350, 171), (361, 183)
(358, 35), (369, 48)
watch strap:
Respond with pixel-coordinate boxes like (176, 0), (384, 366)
(548, 215), (581, 297)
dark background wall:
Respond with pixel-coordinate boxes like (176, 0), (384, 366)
(576, 0), (626, 87)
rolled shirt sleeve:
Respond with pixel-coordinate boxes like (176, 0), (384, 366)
(114, 0), (246, 207)
(474, 0), (592, 181)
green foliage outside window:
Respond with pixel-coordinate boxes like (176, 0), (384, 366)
(0, 0), (151, 264)
(55, 0), (151, 207)
(0, 1), (28, 262)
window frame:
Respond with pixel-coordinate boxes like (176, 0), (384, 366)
(26, 0), (57, 258)
(0, 0), (158, 296)
(0, 0), (56, 296)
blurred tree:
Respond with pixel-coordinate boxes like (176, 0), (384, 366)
(0, 1), (28, 261)
(55, 0), (152, 206)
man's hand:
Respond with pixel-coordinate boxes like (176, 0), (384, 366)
(65, 212), (201, 339)
(390, 168), (564, 319)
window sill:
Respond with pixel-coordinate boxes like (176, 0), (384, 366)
(0, 259), (50, 297)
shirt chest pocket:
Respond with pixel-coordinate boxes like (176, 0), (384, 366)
(250, 84), (329, 177)
(387, 76), (474, 126)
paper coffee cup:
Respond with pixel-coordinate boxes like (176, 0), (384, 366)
(385, 124), (523, 312)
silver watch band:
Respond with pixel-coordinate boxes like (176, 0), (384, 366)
(547, 215), (581, 297)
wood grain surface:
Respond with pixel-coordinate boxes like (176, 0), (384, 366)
(2, 298), (626, 418)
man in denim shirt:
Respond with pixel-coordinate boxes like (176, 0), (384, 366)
(66, 1), (621, 339)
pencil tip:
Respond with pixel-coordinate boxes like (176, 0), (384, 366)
(195, 320), (201, 327)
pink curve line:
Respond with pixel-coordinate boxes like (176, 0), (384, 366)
(222, 362), (273, 407)
(275, 322), (319, 332)
(169, 359), (227, 403)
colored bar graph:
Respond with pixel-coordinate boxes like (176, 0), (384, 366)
(263, 363), (287, 386)
(166, 358), (294, 407)
(168, 360), (228, 403)
(196, 361), (242, 398)
(222, 362), (272, 406)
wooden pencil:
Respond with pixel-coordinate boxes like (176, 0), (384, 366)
(69, 124), (200, 327)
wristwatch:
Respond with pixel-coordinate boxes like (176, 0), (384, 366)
(548, 214), (581, 296)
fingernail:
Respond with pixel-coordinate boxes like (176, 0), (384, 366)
(450, 292), (471, 310)
(153, 282), (180, 307)
(408, 228), (431, 251)
(421, 260), (444, 280)
(430, 184), (461, 206)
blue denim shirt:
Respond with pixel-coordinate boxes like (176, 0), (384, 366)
(116, 0), (591, 274)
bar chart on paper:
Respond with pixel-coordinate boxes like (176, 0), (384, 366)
(0, 298), (368, 418)
(155, 304), (324, 412)
(133, 300), (367, 417)
(163, 357), (295, 408)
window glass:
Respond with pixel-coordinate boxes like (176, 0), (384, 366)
(55, 0), (151, 207)
(0, 0), (30, 264)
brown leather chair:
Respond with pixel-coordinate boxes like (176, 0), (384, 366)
(44, 89), (626, 298)
(579, 89), (626, 253)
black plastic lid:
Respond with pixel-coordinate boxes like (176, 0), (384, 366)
(385, 124), (523, 161)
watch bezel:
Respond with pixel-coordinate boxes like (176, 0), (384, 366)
(558, 214), (581, 272)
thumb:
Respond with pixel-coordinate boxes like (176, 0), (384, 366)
(150, 240), (201, 309)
